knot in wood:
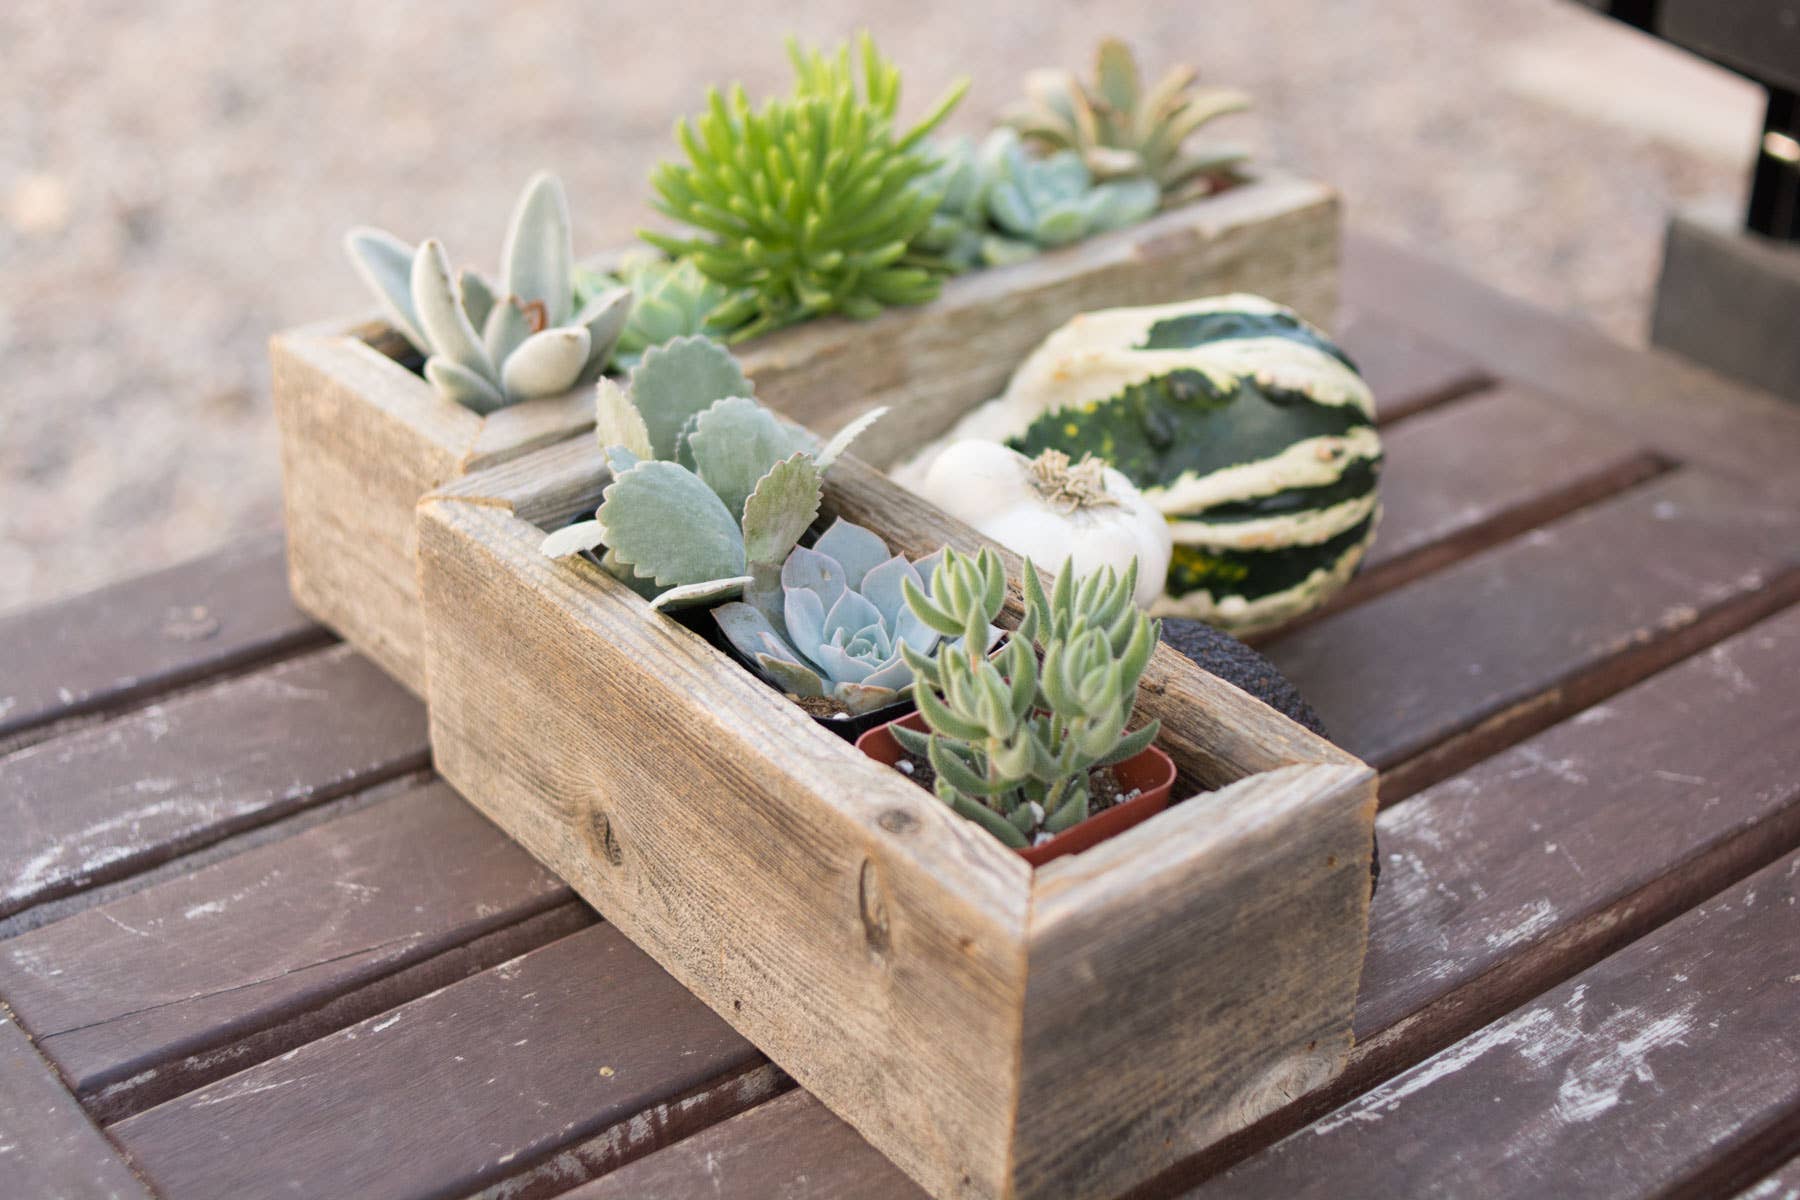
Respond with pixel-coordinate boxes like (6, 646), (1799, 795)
(877, 809), (919, 835)
(857, 858), (891, 958)
(588, 810), (624, 867)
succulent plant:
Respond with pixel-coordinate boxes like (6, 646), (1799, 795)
(575, 251), (736, 367)
(895, 550), (1160, 848)
(346, 173), (632, 413)
(539, 336), (883, 611)
(913, 135), (1038, 272)
(643, 34), (968, 339)
(983, 129), (1160, 250)
(1004, 38), (1251, 198)
(712, 519), (997, 717)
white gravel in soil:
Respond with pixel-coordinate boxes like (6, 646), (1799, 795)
(0, 0), (1758, 614)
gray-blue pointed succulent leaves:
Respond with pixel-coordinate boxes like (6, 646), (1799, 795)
(713, 519), (991, 716)
(345, 172), (632, 413)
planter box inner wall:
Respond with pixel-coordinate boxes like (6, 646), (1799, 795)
(273, 170), (1340, 697)
(415, 432), (1376, 1200)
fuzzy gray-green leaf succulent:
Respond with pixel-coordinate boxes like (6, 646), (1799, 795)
(576, 252), (736, 367)
(345, 173), (632, 414)
(538, 335), (883, 613)
(896, 550), (1160, 847)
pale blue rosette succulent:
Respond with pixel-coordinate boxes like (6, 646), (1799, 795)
(712, 519), (995, 717)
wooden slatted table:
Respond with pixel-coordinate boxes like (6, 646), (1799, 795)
(4, 233), (1798, 1200)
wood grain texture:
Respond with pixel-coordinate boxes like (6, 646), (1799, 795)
(1262, 468), (1800, 796)
(564, 1089), (926, 1200)
(1287, 384), (1673, 623)
(604, 605), (1800, 1198)
(1015, 764), (1375, 1199)
(0, 643), (428, 922)
(2, 780), (584, 1121)
(1336, 311), (1490, 424)
(0, 532), (325, 747)
(0, 1009), (150, 1200)
(111, 925), (770, 1200)
(1198, 851), (1800, 1199)
(1343, 233), (1800, 505)
(421, 434), (1372, 1199)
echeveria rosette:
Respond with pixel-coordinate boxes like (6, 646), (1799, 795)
(713, 519), (993, 716)
(575, 252), (738, 369)
(345, 173), (632, 413)
(984, 130), (1160, 251)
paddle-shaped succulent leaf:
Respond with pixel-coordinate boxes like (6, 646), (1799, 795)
(643, 34), (968, 339)
(1003, 38), (1251, 197)
(344, 173), (632, 413)
(896, 551), (1160, 847)
(539, 335), (885, 613)
(713, 519), (996, 716)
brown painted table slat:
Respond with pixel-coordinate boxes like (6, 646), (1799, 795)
(3, 233), (1798, 1199)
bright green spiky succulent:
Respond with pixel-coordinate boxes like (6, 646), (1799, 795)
(643, 34), (968, 340)
(345, 173), (631, 413)
(540, 336), (883, 612)
(983, 129), (1161, 250)
(1004, 39), (1251, 198)
(575, 251), (736, 368)
(896, 550), (1160, 848)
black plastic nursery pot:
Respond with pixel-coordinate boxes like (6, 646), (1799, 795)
(855, 711), (1178, 867)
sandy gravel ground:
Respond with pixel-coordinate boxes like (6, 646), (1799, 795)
(0, 0), (1762, 613)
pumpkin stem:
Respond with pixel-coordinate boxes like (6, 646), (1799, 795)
(1027, 449), (1122, 515)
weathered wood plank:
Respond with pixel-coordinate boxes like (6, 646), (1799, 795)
(543, 606), (1800, 1197)
(1262, 469), (1800, 798)
(1198, 851), (1800, 1199)
(1301, 384), (1671, 621)
(0, 532), (325, 746)
(111, 926), (772, 1200)
(1335, 311), (1490, 424)
(564, 1089), (925, 1200)
(1, 781), (586, 1121)
(0, 643), (428, 921)
(0, 1009), (150, 1200)
(1344, 233), (1800, 505)
(1739, 1156), (1800, 1200)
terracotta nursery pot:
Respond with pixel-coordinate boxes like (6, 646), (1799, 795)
(856, 711), (1178, 866)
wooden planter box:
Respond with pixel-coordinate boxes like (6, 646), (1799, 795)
(414, 432), (1376, 1200)
(273, 169), (1339, 696)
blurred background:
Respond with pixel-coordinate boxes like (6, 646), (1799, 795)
(0, 0), (1766, 615)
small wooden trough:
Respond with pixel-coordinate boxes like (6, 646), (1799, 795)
(273, 170), (1340, 696)
(414, 429), (1376, 1200)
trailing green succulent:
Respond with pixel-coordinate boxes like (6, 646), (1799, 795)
(345, 173), (631, 413)
(575, 251), (736, 368)
(1004, 38), (1250, 198)
(895, 550), (1160, 848)
(540, 336), (883, 611)
(983, 129), (1161, 251)
(643, 34), (968, 340)
(711, 519), (998, 717)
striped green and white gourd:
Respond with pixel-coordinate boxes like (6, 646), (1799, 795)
(901, 295), (1381, 633)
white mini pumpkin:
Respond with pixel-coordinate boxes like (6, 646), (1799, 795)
(914, 440), (1171, 609)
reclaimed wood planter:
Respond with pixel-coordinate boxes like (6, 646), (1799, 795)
(273, 169), (1339, 696)
(415, 431), (1376, 1200)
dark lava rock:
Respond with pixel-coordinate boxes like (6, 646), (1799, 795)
(1158, 618), (1328, 740)
(1157, 618), (1379, 895)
